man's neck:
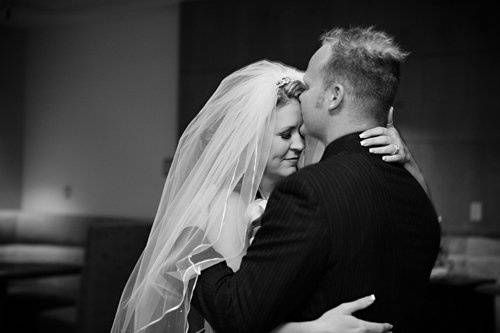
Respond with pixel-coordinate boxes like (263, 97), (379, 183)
(322, 118), (379, 146)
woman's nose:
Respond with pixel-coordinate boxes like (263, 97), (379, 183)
(290, 134), (305, 153)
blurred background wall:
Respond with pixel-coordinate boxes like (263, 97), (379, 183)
(1, 2), (179, 218)
(1, 0), (499, 232)
(0, 26), (24, 209)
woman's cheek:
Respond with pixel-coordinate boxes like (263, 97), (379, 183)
(269, 138), (286, 172)
(282, 138), (292, 156)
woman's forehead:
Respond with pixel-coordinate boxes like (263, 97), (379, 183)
(276, 102), (302, 127)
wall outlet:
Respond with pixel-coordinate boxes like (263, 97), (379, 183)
(469, 201), (483, 223)
(64, 185), (73, 200)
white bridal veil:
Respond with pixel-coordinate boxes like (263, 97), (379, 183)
(111, 61), (304, 333)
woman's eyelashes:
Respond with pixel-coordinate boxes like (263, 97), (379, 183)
(279, 129), (293, 140)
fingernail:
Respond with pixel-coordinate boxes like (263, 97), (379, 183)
(369, 148), (374, 153)
(359, 133), (366, 138)
(369, 294), (376, 301)
(382, 156), (388, 161)
(387, 324), (393, 329)
(360, 140), (367, 146)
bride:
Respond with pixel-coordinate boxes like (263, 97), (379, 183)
(112, 60), (422, 333)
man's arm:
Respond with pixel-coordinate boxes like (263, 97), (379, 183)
(191, 174), (332, 333)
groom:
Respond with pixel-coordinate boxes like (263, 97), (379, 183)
(192, 27), (440, 332)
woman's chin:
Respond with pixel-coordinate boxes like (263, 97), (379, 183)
(280, 166), (298, 177)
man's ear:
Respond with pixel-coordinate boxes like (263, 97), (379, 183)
(327, 83), (344, 112)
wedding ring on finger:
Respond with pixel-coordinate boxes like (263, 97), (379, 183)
(392, 144), (400, 155)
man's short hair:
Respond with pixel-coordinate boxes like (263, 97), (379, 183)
(321, 27), (408, 125)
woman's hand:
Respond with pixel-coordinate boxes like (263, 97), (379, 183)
(360, 107), (432, 199)
(272, 295), (392, 333)
(360, 107), (410, 164)
(312, 295), (392, 333)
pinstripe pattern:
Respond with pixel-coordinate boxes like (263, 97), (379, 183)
(192, 132), (441, 333)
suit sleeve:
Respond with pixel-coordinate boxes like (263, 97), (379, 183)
(191, 175), (332, 333)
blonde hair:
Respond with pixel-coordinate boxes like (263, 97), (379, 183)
(276, 79), (306, 108)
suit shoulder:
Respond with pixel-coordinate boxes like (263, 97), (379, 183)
(278, 163), (323, 191)
(273, 167), (317, 201)
(298, 152), (372, 179)
(277, 162), (343, 200)
(290, 153), (383, 194)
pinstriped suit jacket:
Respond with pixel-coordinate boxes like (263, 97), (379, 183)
(192, 132), (441, 333)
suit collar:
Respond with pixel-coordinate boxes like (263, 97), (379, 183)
(320, 132), (368, 161)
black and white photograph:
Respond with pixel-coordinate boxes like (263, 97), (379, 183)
(0, 0), (499, 332)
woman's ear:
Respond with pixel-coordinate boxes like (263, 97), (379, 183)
(327, 83), (344, 113)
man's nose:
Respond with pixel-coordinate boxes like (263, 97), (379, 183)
(299, 124), (306, 137)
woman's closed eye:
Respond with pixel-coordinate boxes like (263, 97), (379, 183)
(280, 130), (292, 140)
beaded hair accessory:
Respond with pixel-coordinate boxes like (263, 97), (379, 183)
(276, 76), (292, 88)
